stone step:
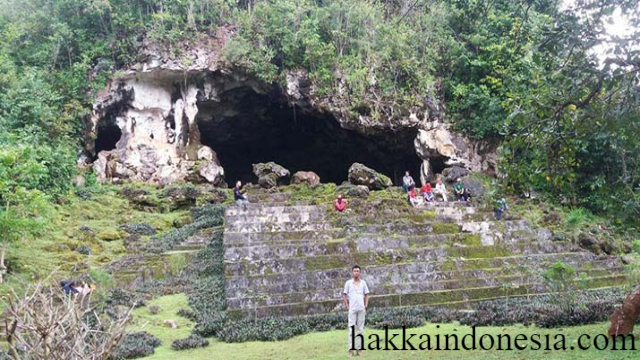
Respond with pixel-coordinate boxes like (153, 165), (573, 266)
(225, 211), (328, 224)
(227, 274), (627, 318)
(225, 205), (326, 216)
(223, 232), (566, 262)
(223, 228), (552, 260)
(227, 271), (628, 309)
(224, 243), (588, 277)
(223, 229), (347, 245)
(225, 266), (622, 300)
(224, 221), (335, 233)
(225, 255), (622, 290)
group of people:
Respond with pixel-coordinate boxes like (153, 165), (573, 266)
(402, 171), (470, 207)
(60, 280), (95, 305)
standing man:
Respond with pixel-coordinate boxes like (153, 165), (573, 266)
(234, 181), (249, 209)
(343, 265), (370, 357)
(402, 171), (415, 193)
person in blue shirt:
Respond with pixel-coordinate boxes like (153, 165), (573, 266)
(234, 181), (249, 208)
(60, 280), (79, 295)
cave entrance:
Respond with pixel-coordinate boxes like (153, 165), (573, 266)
(94, 117), (122, 154)
(195, 86), (421, 186)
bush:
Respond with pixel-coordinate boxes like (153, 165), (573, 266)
(633, 240), (640, 255)
(75, 245), (92, 255)
(109, 332), (161, 360)
(120, 223), (157, 236)
(171, 334), (209, 351)
(216, 317), (311, 343)
(145, 205), (225, 253)
(148, 304), (161, 315)
(106, 288), (146, 308)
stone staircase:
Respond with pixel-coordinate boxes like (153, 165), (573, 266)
(223, 199), (626, 318)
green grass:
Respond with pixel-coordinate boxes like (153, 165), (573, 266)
(0, 186), (188, 304)
(134, 294), (638, 360)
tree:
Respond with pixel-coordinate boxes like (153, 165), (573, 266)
(3, 279), (131, 359)
(0, 144), (51, 283)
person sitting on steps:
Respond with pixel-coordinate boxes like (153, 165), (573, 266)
(453, 178), (469, 202)
(420, 183), (434, 202)
(402, 171), (415, 193)
(408, 186), (423, 207)
(434, 177), (448, 202)
(334, 194), (348, 212)
(234, 181), (249, 209)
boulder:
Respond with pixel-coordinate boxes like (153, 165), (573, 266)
(336, 183), (370, 198)
(462, 177), (486, 200)
(347, 163), (392, 190)
(252, 162), (290, 188)
(442, 166), (470, 183)
(577, 232), (603, 254)
(197, 145), (217, 161)
(163, 319), (178, 329)
(291, 171), (321, 186)
(608, 285), (640, 337)
(414, 127), (498, 174)
(74, 175), (86, 187)
(197, 160), (225, 186)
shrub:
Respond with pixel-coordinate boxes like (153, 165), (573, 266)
(633, 240), (640, 255)
(566, 208), (592, 228)
(106, 288), (146, 308)
(109, 332), (161, 360)
(146, 205), (225, 253)
(75, 188), (94, 200)
(171, 334), (209, 351)
(216, 317), (310, 343)
(120, 223), (157, 236)
(148, 304), (161, 315)
(177, 308), (197, 321)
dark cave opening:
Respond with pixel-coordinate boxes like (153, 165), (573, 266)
(94, 117), (122, 155)
(196, 87), (422, 186)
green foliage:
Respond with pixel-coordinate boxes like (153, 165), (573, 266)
(565, 208), (593, 228)
(109, 331), (162, 360)
(171, 334), (209, 351)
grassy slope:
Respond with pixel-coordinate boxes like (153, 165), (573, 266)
(135, 294), (637, 360)
(0, 184), (187, 303)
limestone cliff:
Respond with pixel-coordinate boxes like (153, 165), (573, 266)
(85, 34), (497, 186)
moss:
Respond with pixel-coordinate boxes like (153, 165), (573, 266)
(458, 234), (482, 246)
(431, 223), (461, 234)
(98, 229), (123, 241)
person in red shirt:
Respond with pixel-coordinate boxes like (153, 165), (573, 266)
(334, 194), (347, 212)
(420, 183), (434, 202)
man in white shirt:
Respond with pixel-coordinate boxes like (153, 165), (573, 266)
(343, 265), (370, 357)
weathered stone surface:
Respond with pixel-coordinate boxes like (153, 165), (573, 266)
(197, 160), (225, 186)
(462, 177), (486, 199)
(336, 183), (370, 198)
(578, 232), (603, 254)
(414, 126), (498, 174)
(442, 166), (470, 182)
(88, 34), (496, 186)
(253, 162), (290, 188)
(223, 201), (626, 318)
(291, 171), (321, 185)
(348, 163), (392, 190)
(608, 285), (640, 337)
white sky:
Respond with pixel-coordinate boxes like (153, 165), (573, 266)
(561, 0), (638, 62)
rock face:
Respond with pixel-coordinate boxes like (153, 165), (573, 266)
(252, 162), (290, 189)
(86, 34), (499, 185)
(608, 285), (640, 337)
(414, 126), (498, 182)
(348, 163), (392, 190)
(291, 171), (320, 186)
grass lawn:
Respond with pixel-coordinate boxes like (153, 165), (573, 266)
(134, 294), (639, 360)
